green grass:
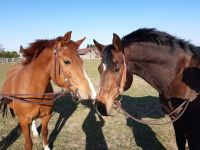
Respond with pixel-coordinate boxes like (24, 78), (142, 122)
(0, 63), (16, 91)
(0, 60), (177, 150)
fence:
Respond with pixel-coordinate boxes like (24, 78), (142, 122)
(0, 58), (21, 63)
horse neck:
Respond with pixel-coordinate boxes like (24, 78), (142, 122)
(27, 48), (52, 93)
(124, 43), (190, 95)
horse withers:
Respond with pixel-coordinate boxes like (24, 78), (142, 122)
(0, 31), (96, 150)
(94, 28), (200, 150)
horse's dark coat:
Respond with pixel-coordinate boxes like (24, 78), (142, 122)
(95, 28), (200, 150)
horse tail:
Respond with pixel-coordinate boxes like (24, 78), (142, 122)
(0, 97), (15, 117)
(0, 97), (8, 117)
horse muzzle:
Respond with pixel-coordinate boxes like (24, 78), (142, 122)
(94, 100), (109, 116)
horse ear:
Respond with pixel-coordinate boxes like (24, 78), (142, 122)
(62, 31), (72, 43)
(76, 37), (86, 48)
(93, 39), (105, 53)
(113, 33), (122, 52)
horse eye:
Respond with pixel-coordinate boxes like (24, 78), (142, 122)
(63, 60), (71, 64)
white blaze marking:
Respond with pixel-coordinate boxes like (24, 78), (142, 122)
(98, 63), (107, 94)
(43, 143), (50, 150)
(98, 87), (101, 93)
(102, 63), (107, 71)
(31, 120), (39, 136)
(83, 69), (96, 99)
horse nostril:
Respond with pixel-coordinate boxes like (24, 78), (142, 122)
(95, 101), (108, 116)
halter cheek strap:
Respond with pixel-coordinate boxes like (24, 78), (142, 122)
(119, 55), (127, 93)
(54, 49), (57, 81)
(53, 48), (72, 90)
(54, 48), (66, 81)
(53, 48), (79, 97)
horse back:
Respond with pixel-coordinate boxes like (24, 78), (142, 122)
(2, 64), (24, 93)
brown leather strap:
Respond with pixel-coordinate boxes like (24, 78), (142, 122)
(0, 91), (69, 105)
(113, 98), (190, 125)
(0, 90), (67, 97)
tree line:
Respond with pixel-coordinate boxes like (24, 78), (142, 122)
(0, 44), (20, 58)
(86, 44), (95, 48)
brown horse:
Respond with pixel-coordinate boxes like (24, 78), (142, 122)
(94, 28), (200, 150)
(0, 31), (96, 150)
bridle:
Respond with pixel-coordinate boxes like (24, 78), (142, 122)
(54, 47), (81, 100)
(0, 47), (80, 105)
(54, 48), (73, 91)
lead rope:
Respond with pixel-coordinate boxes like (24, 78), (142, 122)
(0, 90), (69, 105)
(114, 98), (190, 125)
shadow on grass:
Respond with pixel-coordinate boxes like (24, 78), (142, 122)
(121, 95), (167, 150)
(48, 94), (78, 149)
(81, 101), (108, 150)
(0, 124), (21, 150)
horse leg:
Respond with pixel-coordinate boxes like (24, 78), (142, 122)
(31, 119), (39, 136)
(173, 122), (186, 150)
(41, 114), (51, 150)
(186, 120), (200, 150)
(187, 134), (199, 150)
(19, 119), (32, 150)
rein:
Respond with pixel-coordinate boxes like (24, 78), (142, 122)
(114, 97), (191, 125)
(0, 48), (78, 105)
(0, 91), (69, 105)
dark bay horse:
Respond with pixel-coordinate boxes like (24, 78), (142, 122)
(0, 31), (96, 150)
(93, 28), (200, 150)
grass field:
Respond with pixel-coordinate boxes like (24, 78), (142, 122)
(0, 60), (177, 150)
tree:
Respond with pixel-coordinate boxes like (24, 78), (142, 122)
(0, 50), (5, 58)
(86, 44), (95, 48)
(11, 51), (20, 58)
(0, 45), (20, 58)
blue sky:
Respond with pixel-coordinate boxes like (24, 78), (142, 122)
(0, 0), (200, 51)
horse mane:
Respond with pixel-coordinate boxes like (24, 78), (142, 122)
(22, 37), (62, 64)
(122, 28), (198, 54)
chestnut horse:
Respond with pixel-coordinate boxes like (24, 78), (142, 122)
(94, 28), (200, 150)
(0, 31), (96, 150)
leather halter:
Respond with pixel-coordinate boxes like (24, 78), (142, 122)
(54, 48), (73, 90)
(114, 97), (191, 125)
(54, 48), (80, 98)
